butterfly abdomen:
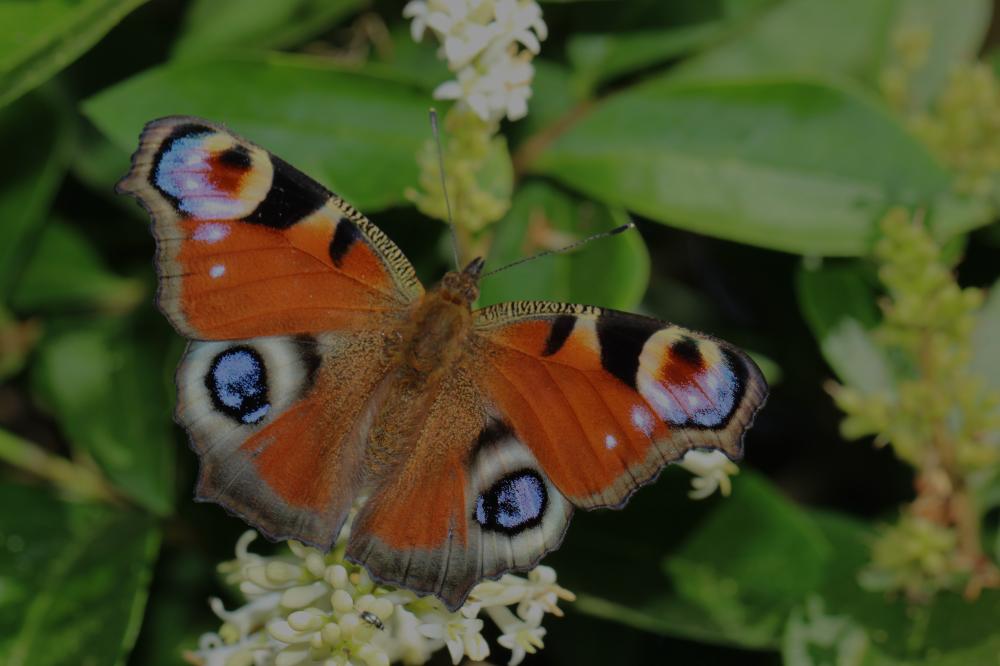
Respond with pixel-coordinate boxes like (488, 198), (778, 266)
(363, 281), (478, 475)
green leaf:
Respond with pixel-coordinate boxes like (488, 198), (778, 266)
(971, 277), (1000, 397)
(511, 60), (580, 148)
(662, 472), (831, 648)
(83, 54), (435, 212)
(567, 22), (726, 94)
(0, 93), (72, 299)
(10, 221), (144, 314)
(173, 0), (365, 58)
(31, 319), (176, 515)
(748, 351), (783, 387)
(0, 0), (147, 109)
(0, 482), (159, 666)
(533, 77), (989, 256)
(367, 26), (448, 92)
(807, 511), (1000, 665)
(70, 123), (134, 198)
(557, 471), (829, 649)
(127, 547), (218, 666)
(796, 261), (896, 392)
(670, 0), (897, 84)
(669, 0), (991, 107)
(478, 181), (649, 310)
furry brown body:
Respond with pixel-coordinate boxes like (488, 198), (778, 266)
(364, 260), (484, 477)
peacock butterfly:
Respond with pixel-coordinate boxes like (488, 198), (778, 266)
(117, 116), (767, 610)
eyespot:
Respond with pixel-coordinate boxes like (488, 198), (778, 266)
(205, 346), (270, 424)
(152, 127), (271, 219)
(637, 330), (741, 428)
(474, 470), (547, 534)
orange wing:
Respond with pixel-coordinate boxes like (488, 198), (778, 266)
(474, 302), (768, 510)
(177, 331), (393, 549)
(117, 116), (422, 340)
(119, 117), (418, 548)
(345, 366), (573, 610)
(342, 302), (765, 611)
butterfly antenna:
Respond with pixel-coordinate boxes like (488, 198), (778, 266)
(482, 221), (636, 278)
(430, 108), (461, 269)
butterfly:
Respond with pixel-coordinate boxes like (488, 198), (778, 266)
(117, 116), (768, 610)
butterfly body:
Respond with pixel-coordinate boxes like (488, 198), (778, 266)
(118, 116), (767, 609)
(363, 260), (483, 477)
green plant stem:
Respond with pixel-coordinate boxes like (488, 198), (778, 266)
(0, 427), (119, 503)
(512, 98), (595, 180)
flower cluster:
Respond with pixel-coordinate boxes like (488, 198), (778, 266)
(404, 0), (547, 124)
(878, 23), (932, 113)
(909, 62), (1000, 199)
(403, 0), (547, 240)
(829, 209), (1000, 600)
(880, 22), (1000, 200)
(830, 210), (998, 472)
(185, 526), (574, 666)
(858, 514), (965, 600)
(678, 449), (740, 500)
(783, 597), (868, 665)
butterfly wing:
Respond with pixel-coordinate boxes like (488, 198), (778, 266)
(474, 302), (767, 509)
(117, 115), (422, 340)
(345, 365), (573, 609)
(177, 332), (394, 548)
(344, 302), (765, 609)
(118, 116), (420, 547)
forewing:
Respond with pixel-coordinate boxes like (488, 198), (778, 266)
(117, 116), (422, 340)
(473, 302), (767, 509)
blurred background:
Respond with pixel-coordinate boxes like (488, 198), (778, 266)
(0, 1), (998, 664)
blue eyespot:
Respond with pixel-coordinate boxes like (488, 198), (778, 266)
(206, 347), (270, 424)
(154, 131), (253, 219)
(474, 470), (547, 534)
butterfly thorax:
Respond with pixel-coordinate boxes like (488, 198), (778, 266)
(396, 259), (483, 379)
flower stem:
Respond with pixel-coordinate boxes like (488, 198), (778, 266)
(512, 98), (595, 180)
(0, 427), (119, 503)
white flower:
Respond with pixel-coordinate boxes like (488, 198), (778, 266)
(406, 0), (546, 124)
(208, 593), (281, 641)
(679, 449), (740, 499)
(188, 520), (572, 666)
(404, 0), (495, 68)
(434, 47), (535, 122)
(402, 0), (431, 40)
(496, 621), (546, 666)
(490, 0), (547, 55)
(418, 615), (490, 664)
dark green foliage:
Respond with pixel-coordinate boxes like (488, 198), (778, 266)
(0, 1), (997, 664)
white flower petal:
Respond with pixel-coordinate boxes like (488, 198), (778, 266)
(515, 29), (540, 54)
(433, 80), (464, 100)
(402, 0), (426, 18)
(410, 18), (427, 41)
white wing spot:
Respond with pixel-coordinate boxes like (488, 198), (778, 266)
(605, 434), (618, 450)
(209, 264), (226, 279)
(630, 404), (655, 437)
(184, 177), (199, 190)
(193, 223), (230, 243)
